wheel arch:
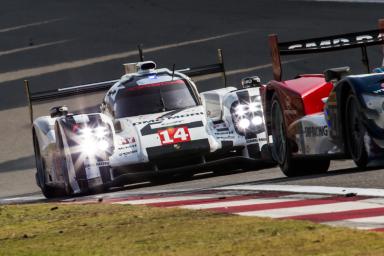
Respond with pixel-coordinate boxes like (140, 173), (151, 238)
(264, 87), (276, 134)
(338, 80), (354, 155)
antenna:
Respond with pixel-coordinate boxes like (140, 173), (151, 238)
(137, 44), (144, 61)
(171, 64), (175, 80)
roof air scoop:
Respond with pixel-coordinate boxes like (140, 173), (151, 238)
(123, 61), (156, 75)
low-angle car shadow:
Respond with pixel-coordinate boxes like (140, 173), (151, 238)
(0, 155), (35, 173)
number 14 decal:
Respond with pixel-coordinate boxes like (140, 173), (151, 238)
(158, 126), (191, 145)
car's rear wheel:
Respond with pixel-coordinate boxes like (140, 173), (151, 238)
(345, 93), (368, 169)
(270, 94), (329, 176)
(33, 131), (66, 198)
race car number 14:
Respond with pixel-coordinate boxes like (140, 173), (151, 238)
(158, 126), (191, 145)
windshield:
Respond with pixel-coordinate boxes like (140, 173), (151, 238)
(115, 79), (198, 118)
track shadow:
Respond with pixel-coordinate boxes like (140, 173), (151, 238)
(0, 155), (35, 172)
(104, 164), (384, 196)
(100, 163), (278, 195)
(225, 165), (382, 187)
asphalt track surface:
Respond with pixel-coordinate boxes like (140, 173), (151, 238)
(1, 0), (384, 199)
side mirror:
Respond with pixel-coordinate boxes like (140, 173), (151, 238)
(113, 120), (122, 133)
(100, 103), (106, 112)
(241, 76), (261, 88)
(324, 67), (350, 83)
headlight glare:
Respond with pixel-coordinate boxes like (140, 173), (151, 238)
(238, 119), (250, 129)
(95, 127), (107, 139)
(78, 126), (110, 155)
(97, 140), (109, 151)
(235, 105), (247, 116)
(251, 116), (263, 126)
(249, 103), (258, 112)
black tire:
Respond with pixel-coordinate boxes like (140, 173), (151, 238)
(55, 126), (73, 196)
(33, 131), (65, 198)
(270, 94), (330, 176)
(345, 93), (368, 169)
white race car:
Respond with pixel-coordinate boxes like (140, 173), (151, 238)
(26, 57), (272, 198)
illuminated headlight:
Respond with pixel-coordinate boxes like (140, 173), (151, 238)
(238, 119), (250, 129)
(79, 126), (110, 155)
(81, 137), (97, 155)
(362, 93), (384, 112)
(251, 116), (263, 126)
(235, 105), (247, 116)
(95, 127), (108, 139)
(249, 103), (258, 112)
(81, 127), (93, 138)
(97, 140), (110, 151)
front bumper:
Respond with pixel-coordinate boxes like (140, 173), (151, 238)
(146, 139), (210, 161)
(109, 156), (272, 187)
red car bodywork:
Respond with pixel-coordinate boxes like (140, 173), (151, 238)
(261, 75), (333, 142)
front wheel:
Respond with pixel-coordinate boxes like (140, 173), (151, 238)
(33, 131), (66, 198)
(270, 94), (329, 176)
(345, 93), (368, 169)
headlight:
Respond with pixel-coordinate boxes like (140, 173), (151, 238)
(80, 127), (93, 138)
(235, 105), (247, 116)
(251, 116), (263, 126)
(95, 127), (108, 139)
(231, 101), (265, 133)
(362, 93), (384, 112)
(81, 137), (97, 155)
(238, 119), (250, 129)
(97, 140), (110, 151)
(78, 126), (111, 155)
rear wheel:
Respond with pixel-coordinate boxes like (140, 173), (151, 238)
(345, 93), (368, 168)
(270, 94), (329, 176)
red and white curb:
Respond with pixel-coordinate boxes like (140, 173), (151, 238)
(101, 185), (384, 232)
(4, 184), (384, 231)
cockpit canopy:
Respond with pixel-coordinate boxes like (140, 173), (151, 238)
(104, 71), (199, 118)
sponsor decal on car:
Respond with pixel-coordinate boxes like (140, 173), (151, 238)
(121, 137), (136, 145)
(302, 126), (328, 137)
(85, 161), (110, 168)
(158, 126), (191, 145)
(133, 112), (204, 126)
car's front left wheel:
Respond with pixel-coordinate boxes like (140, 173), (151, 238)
(270, 94), (329, 176)
(33, 130), (66, 198)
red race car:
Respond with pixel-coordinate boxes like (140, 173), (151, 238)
(261, 19), (384, 176)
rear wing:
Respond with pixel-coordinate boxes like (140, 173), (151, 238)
(269, 19), (384, 81)
(24, 47), (227, 124)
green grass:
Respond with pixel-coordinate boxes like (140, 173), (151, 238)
(0, 203), (384, 256)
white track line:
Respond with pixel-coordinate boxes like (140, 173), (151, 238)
(0, 18), (65, 33)
(0, 30), (250, 84)
(181, 197), (299, 210)
(324, 216), (384, 230)
(0, 39), (73, 57)
(238, 199), (381, 218)
(216, 185), (384, 198)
